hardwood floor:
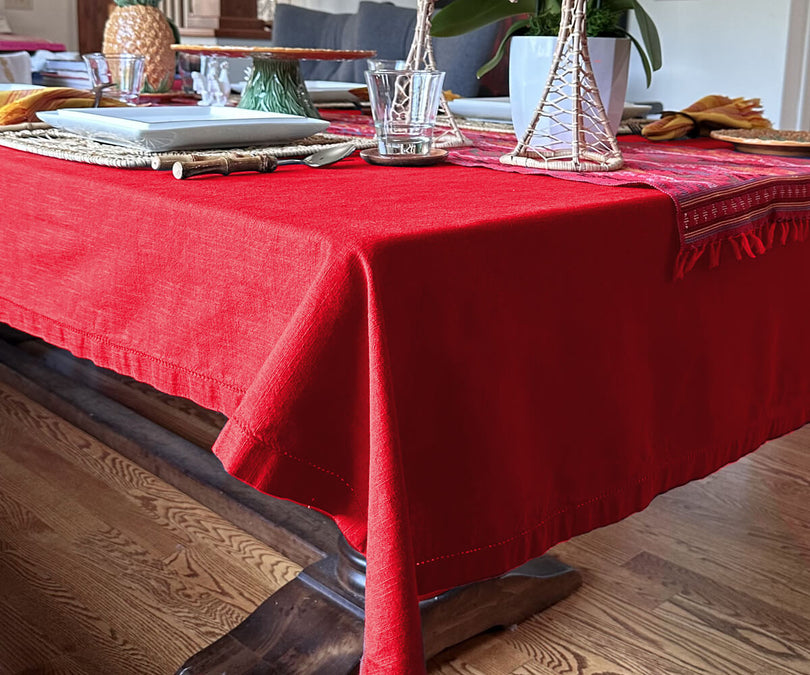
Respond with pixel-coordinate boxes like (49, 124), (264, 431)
(428, 430), (810, 675)
(0, 380), (301, 675)
(0, 356), (809, 673)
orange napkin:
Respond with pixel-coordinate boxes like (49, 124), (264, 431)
(642, 95), (771, 141)
(0, 87), (127, 126)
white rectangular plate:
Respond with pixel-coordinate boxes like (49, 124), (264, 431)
(447, 97), (653, 123)
(306, 81), (365, 103)
(447, 97), (512, 123)
(37, 106), (330, 152)
(230, 80), (366, 103)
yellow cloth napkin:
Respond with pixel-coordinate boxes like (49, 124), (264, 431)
(642, 95), (771, 141)
(0, 87), (127, 126)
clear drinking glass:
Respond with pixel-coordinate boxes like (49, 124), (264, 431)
(366, 58), (408, 71)
(83, 53), (145, 104)
(364, 69), (446, 156)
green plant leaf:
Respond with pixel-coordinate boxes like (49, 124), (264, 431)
(630, 0), (662, 71)
(604, 0), (635, 11)
(616, 27), (652, 87)
(167, 15), (181, 45)
(432, 0), (662, 85)
(431, 0), (536, 37)
(475, 18), (532, 78)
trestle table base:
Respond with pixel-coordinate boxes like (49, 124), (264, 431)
(0, 324), (582, 674)
(176, 539), (581, 675)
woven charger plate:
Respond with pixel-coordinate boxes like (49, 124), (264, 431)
(172, 45), (375, 61)
(710, 128), (810, 157)
(0, 127), (376, 168)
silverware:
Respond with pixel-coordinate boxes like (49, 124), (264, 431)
(0, 122), (51, 132)
(152, 153), (213, 170)
(92, 82), (115, 108)
(170, 143), (357, 179)
(153, 151), (277, 171)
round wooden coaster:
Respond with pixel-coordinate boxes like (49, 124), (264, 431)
(359, 148), (449, 167)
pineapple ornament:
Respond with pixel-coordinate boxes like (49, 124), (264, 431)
(103, 0), (176, 93)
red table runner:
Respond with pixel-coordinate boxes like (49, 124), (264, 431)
(326, 112), (810, 279)
(4, 142), (810, 674)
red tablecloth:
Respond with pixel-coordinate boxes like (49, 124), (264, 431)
(3, 144), (810, 673)
(328, 113), (810, 280)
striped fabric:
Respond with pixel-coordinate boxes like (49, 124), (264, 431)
(324, 110), (810, 279)
(0, 87), (126, 125)
(454, 137), (810, 279)
(642, 95), (771, 142)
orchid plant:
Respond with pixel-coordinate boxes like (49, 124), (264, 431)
(431, 0), (662, 86)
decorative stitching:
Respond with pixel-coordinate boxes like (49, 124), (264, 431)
(229, 415), (356, 494)
(415, 446), (737, 567)
(0, 296), (246, 395)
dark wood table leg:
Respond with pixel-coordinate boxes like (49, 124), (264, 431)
(176, 553), (366, 675)
(176, 536), (581, 674)
(0, 327), (582, 675)
(421, 555), (582, 660)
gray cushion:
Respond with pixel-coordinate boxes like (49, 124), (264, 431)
(353, 2), (417, 62)
(434, 26), (498, 98)
(271, 4), (352, 80)
(271, 1), (498, 97)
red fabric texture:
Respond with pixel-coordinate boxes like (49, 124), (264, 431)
(326, 113), (810, 280)
(4, 146), (810, 673)
(0, 36), (66, 51)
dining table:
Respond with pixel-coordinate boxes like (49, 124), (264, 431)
(2, 110), (810, 674)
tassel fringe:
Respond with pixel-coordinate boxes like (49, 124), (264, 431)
(675, 216), (810, 280)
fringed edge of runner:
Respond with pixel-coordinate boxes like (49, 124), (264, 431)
(675, 216), (810, 280)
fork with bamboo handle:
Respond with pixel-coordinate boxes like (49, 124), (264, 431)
(170, 143), (357, 179)
(151, 152), (255, 170)
(172, 154), (279, 179)
(0, 122), (51, 132)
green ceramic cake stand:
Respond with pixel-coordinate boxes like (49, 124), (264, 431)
(173, 46), (374, 119)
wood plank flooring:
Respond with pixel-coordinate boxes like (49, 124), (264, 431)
(428, 429), (810, 675)
(1, 370), (809, 673)
(0, 381), (301, 675)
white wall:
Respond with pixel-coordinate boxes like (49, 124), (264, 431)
(780, 0), (810, 130)
(626, 0), (793, 128)
(2, 0), (78, 51)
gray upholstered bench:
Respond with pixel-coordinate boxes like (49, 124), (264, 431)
(271, 1), (500, 97)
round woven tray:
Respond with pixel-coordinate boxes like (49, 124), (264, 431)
(710, 128), (810, 157)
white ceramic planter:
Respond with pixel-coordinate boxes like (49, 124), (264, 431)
(509, 35), (631, 147)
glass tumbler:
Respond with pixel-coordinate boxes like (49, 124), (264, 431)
(84, 53), (145, 105)
(364, 68), (446, 156)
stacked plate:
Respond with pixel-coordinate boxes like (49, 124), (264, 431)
(36, 106), (329, 152)
(447, 97), (652, 124)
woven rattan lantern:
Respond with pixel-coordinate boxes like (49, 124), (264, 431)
(501, 0), (624, 172)
(405, 0), (470, 148)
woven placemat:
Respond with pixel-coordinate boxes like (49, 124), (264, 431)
(440, 117), (653, 136)
(0, 127), (377, 168)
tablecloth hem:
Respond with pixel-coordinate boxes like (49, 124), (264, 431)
(0, 298), (246, 415)
(224, 413), (360, 496)
(411, 402), (810, 599)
